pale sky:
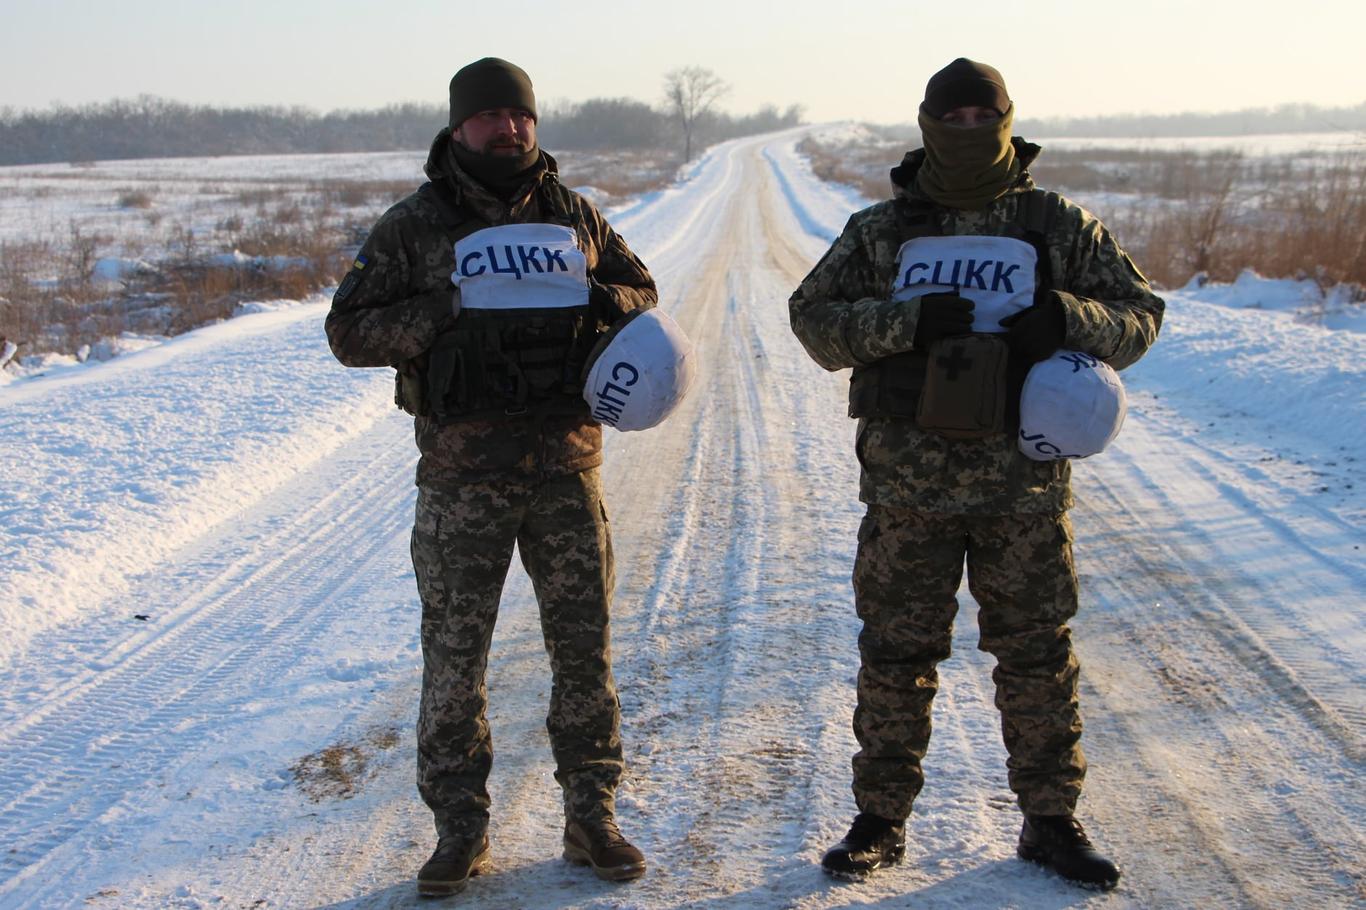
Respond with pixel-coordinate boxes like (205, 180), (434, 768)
(1, 0), (1362, 124)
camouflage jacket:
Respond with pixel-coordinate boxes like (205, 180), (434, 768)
(789, 139), (1165, 514)
(326, 130), (657, 489)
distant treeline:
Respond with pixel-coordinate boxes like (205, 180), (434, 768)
(1016, 101), (1366, 138)
(0, 95), (803, 166)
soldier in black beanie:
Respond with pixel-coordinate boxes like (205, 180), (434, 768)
(326, 58), (657, 896)
(447, 57), (538, 129)
(443, 57), (542, 196)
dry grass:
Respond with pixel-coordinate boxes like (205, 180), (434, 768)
(555, 148), (678, 203)
(0, 210), (351, 358)
(1104, 150), (1366, 288)
(116, 188), (154, 209)
(798, 136), (1366, 292)
(797, 137), (892, 201)
(0, 150), (680, 367)
(308, 178), (414, 209)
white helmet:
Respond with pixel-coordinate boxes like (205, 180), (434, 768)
(583, 308), (696, 431)
(1018, 350), (1127, 461)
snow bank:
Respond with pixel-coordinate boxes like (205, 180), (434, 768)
(0, 297), (393, 667)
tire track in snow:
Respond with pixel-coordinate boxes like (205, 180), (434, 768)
(0, 414), (417, 903)
(607, 138), (872, 905)
(1087, 421), (1363, 761)
(1072, 423), (1365, 907)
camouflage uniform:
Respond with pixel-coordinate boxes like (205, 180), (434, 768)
(789, 140), (1163, 819)
(326, 129), (656, 837)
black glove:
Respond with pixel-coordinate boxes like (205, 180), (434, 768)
(912, 293), (975, 349)
(999, 293), (1066, 364)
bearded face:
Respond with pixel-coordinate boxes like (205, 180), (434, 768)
(455, 108), (537, 157)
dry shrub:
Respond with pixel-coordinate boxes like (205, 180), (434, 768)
(311, 178), (412, 208)
(1110, 150), (1366, 288)
(116, 188), (154, 209)
(556, 149), (678, 202)
(800, 135), (1366, 291)
(232, 187), (281, 208)
(2, 207), (350, 358)
(795, 136), (892, 201)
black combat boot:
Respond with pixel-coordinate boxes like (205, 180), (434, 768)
(417, 832), (492, 897)
(821, 812), (906, 880)
(1018, 814), (1120, 890)
(563, 817), (647, 881)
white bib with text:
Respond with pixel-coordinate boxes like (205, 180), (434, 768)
(892, 235), (1038, 332)
(452, 223), (589, 310)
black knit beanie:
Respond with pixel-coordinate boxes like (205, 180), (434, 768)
(923, 58), (1010, 119)
(448, 57), (538, 129)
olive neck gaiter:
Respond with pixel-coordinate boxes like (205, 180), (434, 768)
(446, 138), (543, 202)
(915, 103), (1019, 210)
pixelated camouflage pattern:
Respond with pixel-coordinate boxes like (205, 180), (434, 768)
(325, 130), (657, 488)
(850, 506), (1084, 818)
(789, 140), (1165, 514)
(411, 468), (623, 834)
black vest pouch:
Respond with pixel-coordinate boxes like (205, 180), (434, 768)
(424, 306), (591, 424)
(915, 333), (1008, 439)
(848, 351), (927, 419)
(394, 354), (430, 417)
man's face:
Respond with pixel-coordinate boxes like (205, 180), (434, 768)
(455, 107), (536, 156)
(940, 105), (1002, 129)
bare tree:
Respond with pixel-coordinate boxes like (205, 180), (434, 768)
(663, 67), (729, 162)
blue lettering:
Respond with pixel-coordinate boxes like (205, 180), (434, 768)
(610, 362), (639, 386)
(460, 251), (485, 277)
(963, 258), (989, 290)
(517, 245), (545, 273)
(991, 262), (1020, 293)
(1061, 352), (1097, 372)
(488, 245), (522, 279)
(929, 259), (964, 288)
(543, 248), (569, 272)
(593, 400), (623, 423)
(1020, 430), (1063, 456)
(901, 262), (930, 288)
(597, 380), (633, 407)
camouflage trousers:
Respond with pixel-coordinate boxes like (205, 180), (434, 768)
(850, 506), (1085, 819)
(410, 468), (623, 838)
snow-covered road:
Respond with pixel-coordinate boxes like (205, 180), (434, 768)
(1, 131), (1362, 909)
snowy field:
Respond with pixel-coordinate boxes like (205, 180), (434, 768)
(1035, 129), (1366, 156)
(0, 129), (1362, 908)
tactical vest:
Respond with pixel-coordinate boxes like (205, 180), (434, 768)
(394, 175), (596, 423)
(847, 189), (1060, 424)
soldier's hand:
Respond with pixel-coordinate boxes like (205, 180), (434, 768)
(999, 293), (1066, 364)
(912, 293), (975, 349)
(589, 279), (624, 325)
(451, 286), (462, 321)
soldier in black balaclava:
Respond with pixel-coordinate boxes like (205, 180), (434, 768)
(790, 58), (1165, 892)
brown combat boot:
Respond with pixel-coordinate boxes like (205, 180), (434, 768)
(563, 817), (646, 881)
(417, 832), (492, 897)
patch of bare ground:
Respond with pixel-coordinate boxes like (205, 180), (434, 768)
(290, 726), (402, 802)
